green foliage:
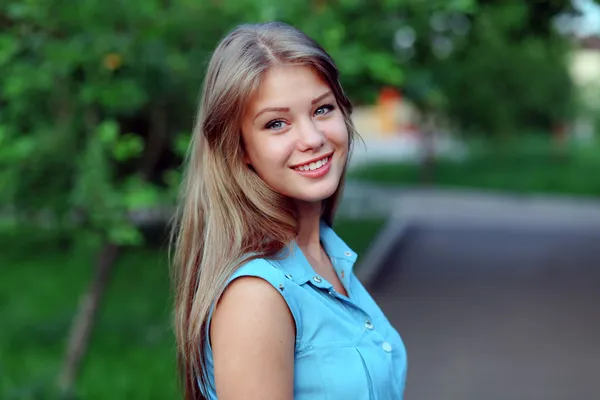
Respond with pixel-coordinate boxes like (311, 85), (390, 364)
(0, 0), (580, 248)
(431, 2), (575, 137)
(398, 0), (578, 138)
(0, 0), (221, 245)
(0, 0), (422, 247)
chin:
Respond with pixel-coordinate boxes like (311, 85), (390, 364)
(295, 194), (333, 204)
(291, 181), (341, 204)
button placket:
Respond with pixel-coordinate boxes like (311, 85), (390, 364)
(310, 275), (335, 296)
(333, 257), (354, 299)
(350, 307), (376, 333)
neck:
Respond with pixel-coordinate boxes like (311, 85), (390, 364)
(295, 201), (323, 256)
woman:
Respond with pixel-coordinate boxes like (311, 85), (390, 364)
(171, 21), (407, 400)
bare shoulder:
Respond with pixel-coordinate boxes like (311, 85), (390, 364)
(211, 275), (295, 336)
(210, 271), (295, 400)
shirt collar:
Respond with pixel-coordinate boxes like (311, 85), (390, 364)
(273, 220), (357, 286)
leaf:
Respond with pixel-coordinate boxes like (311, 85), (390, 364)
(0, 136), (37, 162)
(122, 177), (160, 209)
(0, 34), (19, 66)
(173, 132), (191, 158)
(96, 79), (148, 113)
(97, 120), (120, 146)
(367, 52), (404, 86)
(0, 125), (6, 148)
(446, 0), (478, 13)
(108, 224), (143, 246)
(112, 134), (144, 161)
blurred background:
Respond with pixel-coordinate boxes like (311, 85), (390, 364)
(1, 0), (599, 399)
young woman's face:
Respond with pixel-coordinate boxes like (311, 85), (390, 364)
(241, 65), (349, 205)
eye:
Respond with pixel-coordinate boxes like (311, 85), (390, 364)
(315, 104), (335, 116)
(265, 120), (287, 131)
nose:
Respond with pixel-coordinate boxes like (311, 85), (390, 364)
(297, 118), (325, 151)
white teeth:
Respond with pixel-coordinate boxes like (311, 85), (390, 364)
(295, 156), (329, 171)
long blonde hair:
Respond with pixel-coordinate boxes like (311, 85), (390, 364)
(170, 21), (358, 399)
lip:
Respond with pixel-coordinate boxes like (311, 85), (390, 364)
(292, 153), (333, 179)
(289, 151), (334, 169)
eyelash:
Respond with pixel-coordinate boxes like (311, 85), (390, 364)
(264, 104), (335, 131)
(315, 104), (335, 116)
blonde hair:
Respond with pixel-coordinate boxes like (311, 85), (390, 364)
(170, 21), (358, 399)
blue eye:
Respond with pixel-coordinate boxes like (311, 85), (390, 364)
(315, 104), (334, 116)
(265, 120), (286, 130)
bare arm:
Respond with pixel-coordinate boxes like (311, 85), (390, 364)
(210, 276), (295, 400)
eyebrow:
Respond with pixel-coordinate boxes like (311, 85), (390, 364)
(253, 91), (334, 122)
(253, 107), (289, 122)
(311, 91), (333, 105)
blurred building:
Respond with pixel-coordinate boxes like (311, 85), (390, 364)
(350, 88), (465, 168)
(352, 87), (421, 141)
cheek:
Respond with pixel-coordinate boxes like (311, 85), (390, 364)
(323, 117), (349, 150)
(248, 136), (294, 173)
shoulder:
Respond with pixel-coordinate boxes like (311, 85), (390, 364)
(210, 257), (295, 398)
(212, 267), (293, 338)
(211, 257), (296, 342)
(210, 256), (300, 337)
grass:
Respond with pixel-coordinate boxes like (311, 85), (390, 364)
(1, 228), (178, 400)
(0, 217), (384, 400)
(349, 137), (600, 198)
(333, 218), (385, 256)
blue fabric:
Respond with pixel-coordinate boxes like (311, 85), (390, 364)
(201, 221), (407, 399)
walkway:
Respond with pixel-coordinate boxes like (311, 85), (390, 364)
(350, 187), (600, 399)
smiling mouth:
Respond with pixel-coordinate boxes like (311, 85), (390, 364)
(293, 154), (331, 172)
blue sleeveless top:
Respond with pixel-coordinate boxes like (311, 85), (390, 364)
(201, 221), (407, 399)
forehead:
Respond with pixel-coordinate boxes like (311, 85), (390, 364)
(247, 65), (331, 111)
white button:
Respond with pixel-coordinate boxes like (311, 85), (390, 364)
(365, 320), (374, 330)
(313, 276), (322, 283)
(344, 251), (352, 257)
(382, 342), (392, 353)
(285, 274), (293, 279)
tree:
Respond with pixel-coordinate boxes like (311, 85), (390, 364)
(0, 0), (230, 394)
(396, 0), (582, 140)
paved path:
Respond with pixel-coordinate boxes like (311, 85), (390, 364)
(369, 223), (600, 400)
